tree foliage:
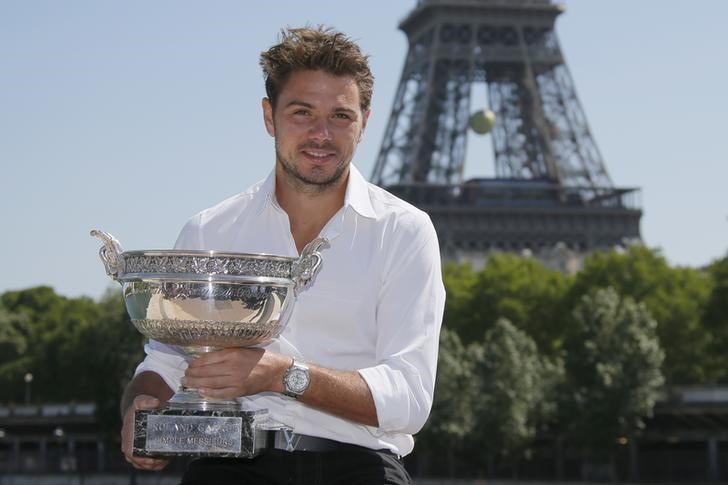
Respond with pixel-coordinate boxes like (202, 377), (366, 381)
(431, 247), (722, 471)
(444, 253), (569, 355)
(441, 263), (478, 339)
(562, 287), (664, 452)
(0, 303), (29, 367)
(0, 286), (144, 438)
(471, 318), (560, 459)
(0, 302), (33, 401)
(421, 327), (478, 441)
(416, 326), (479, 476)
(702, 255), (728, 380)
(567, 246), (711, 384)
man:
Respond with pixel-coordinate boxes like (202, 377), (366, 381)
(120, 27), (445, 484)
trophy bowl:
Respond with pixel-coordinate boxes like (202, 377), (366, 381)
(91, 229), (327, 457)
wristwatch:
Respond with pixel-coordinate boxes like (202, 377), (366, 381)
(282, 359), (310, 398)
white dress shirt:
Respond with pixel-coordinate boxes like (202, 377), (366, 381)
(134, 164), (445, 456)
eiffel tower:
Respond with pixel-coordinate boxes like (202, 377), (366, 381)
(372, 0), (641, 266)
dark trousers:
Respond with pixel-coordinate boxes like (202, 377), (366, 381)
(180, 448), (412, 485)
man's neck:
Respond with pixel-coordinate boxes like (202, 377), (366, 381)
(275, 168), (349, 254)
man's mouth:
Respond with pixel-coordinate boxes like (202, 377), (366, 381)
(301, 148), (337, 163)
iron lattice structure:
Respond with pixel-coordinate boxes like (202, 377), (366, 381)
(372, 0), (641, 261)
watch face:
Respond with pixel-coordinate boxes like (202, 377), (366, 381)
(286, 367), (309, 394)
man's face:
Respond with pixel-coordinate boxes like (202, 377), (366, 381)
(263, 69), (370, 193)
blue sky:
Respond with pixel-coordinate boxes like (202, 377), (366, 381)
(2, 1), (727, 299)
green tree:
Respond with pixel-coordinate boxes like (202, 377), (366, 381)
(568, 246), (711, 384)
(0, 286), (144, 438)
(441, 262), (478, 336)
(471, 318), (561, 477)
(0, 286), (81, 402)
(563, 287), (664, 468)
(4, 287), (102, 402)
(416, 326), (479, 477)
(0, 303), (31, 391)
(447, 254), (569, 355)
(78, 289), (145, 438)
(702, 255), (728, 380)
(0, 304), (28, 357)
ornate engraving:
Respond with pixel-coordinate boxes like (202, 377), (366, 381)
(133, 318), (283, 348)
(122, 255), (291, 278)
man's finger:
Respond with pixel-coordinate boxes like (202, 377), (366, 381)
(132, 395), (160, 411)
(134, 457), (166, 467)
(187, 349), (237, 367)
(184, 363), (232, 378)
(198, 386), (240, 399)
(190, 347), (263, 368)
(128, 456), (169, 470)
(183, 375), (232, 390)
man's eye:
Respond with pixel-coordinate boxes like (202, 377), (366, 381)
(334, 113), (352, 120)
(293, 110), (311, 116)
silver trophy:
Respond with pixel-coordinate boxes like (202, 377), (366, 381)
(91, 229), (326, 458)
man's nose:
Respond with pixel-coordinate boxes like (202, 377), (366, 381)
(308, 118), (332, 142)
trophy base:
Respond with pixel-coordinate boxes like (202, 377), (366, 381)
(133, 408), (270, 458)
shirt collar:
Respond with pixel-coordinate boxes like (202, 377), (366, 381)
(252, 170), (277, 215)
(254, 164), (377, 219)
(344, 164), (377, 220)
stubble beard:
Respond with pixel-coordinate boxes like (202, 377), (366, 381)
(275, 140), (349, 195)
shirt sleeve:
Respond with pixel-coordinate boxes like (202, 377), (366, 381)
(357, 217), (445, 435)
(133, 339), (188, 392)
(174, 212), (204, 250)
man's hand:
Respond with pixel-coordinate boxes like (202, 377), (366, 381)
(121, 395), (170, 471)
(182, 347), (288, 399)
(182, 347), (378, 426)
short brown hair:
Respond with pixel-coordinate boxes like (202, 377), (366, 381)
(260, 26), (374, 112)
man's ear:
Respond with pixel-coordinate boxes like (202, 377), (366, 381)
(262, 98), (275, 137)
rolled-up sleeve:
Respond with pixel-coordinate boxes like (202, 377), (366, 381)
(358, 220), (445, 434)
(134, 339), (188, 392)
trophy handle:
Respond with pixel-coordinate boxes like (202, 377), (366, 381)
(90, 229), (125, 280)
(292, 237), (328, 296)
